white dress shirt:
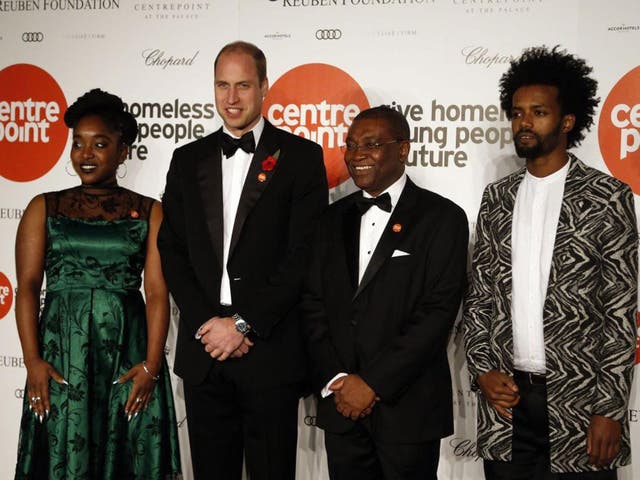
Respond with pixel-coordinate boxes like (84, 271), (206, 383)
(322, 174), (407, 397)
(511, 160), (570, 374)
(219, 118), (265, 306)
(358, 174), (407, 283)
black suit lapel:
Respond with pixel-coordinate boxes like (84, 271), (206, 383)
(354, 179), (419, 299)
(342, 200), (361, 291)
(196, 131), (224, 269)
(229, 120), (281, 257)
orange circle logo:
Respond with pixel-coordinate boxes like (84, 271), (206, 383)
(263, 63), (369, 189)
(0, 271), (14, 320)
(598, 65), (640, 194)
(0, 64), (68, 182)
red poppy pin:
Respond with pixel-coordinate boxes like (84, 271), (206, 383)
(261, 149), (280, 172)
(392, 223), (402, 233)
(262, 157), (276, 171)
(258, 149), (280, 182)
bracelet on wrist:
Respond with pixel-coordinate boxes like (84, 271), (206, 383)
(142, 360), (160, 381)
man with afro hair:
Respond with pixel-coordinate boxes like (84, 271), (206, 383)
(464, 46), (637, 479)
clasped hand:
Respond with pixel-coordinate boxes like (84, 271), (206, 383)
(197, 316), (253, 361)
(330, 374), (379, 421)
(477, 369), (520, 419)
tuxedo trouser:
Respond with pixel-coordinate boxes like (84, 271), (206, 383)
(484, 371), (617, 480)
(324, 419), (440, 480)
(184, 362), (300, 480)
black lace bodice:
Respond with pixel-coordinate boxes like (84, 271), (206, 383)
(44, 186), (154, 222)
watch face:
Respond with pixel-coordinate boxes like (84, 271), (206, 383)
(235, 319), (249, 334)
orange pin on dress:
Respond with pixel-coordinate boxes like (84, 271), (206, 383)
(130, 210), (139, 219)
(257, 172), (267, 182)
(392, 223), (402, 233)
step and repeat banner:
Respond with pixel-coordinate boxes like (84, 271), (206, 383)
(1, 1), (639, 479)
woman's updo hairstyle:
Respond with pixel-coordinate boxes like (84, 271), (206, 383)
(64, 88), (138, 146)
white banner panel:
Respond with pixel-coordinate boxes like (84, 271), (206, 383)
(1, 1), (638, 479)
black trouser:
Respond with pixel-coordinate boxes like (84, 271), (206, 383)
(184, 366), (300, 480)
(483, 371), (617, 480)
(325, 419), (440, 480)
(184, 304), (300, 480)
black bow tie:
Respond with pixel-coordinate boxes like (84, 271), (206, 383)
(355, 192), (392, 215)
(220, 131), (256, 157)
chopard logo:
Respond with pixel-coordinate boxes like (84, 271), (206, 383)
(22, 32), (44, 42)
(462, 46), (514, 68)
(142, 49), (199, 68)
(316, 29), (342, 40)
(448, 437), (481, 460)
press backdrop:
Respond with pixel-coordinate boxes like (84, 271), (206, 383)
(1, 1), (639, 479)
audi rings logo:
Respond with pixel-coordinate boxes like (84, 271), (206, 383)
(315, 29), (342, 40)
(304, 415), (318, 427)
(22, 32), (44, 42)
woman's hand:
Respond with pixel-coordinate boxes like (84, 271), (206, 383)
(26, 358), (66, 422)
(116, 362), (159, 420)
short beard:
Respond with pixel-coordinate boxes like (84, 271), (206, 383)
(514, 136), (543, 159)
(514, 121), (563, 160)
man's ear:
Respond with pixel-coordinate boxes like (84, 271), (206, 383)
(399, 140), (410, 162)
(561, 113), (576, 134)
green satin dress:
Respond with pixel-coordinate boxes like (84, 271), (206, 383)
(15, 187), (181, 479)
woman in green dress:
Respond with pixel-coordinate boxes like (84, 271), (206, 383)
(14, 89), (181, 479)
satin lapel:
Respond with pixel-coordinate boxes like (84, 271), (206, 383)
(353, 180), (418, 300)
(196, 131), (224, 269)
(229, 121), (281, 257)
(342, 199), (361, 291)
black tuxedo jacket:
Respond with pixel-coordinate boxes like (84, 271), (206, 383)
(158, 119), (327, 387)
(301, 178), (468, 443)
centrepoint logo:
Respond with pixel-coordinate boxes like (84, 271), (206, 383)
(0, 271), (13, 320)
(0, 64), (68, 182)
(263, 63), (369, 188)
(598, 65), (640, 194)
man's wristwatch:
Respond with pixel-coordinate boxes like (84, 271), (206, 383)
(232, 313), (251, 335)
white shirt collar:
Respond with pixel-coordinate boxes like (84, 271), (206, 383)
(222, 116), (265, 146)
(524, 157), (571, 185)
(362, 173), (407, 209)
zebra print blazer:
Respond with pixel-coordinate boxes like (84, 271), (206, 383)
(463, 155), (637, 473)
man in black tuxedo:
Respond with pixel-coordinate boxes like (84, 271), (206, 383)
(301, 106), (468, 479)
(157, 41), (327, 479)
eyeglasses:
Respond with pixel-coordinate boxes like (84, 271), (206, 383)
(340, 139), (405, 154)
